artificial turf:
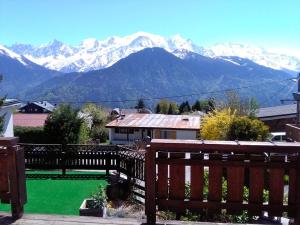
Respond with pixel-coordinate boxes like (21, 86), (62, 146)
(0, 170), (107, 215)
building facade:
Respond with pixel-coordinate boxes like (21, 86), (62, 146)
(106, 113), (201, 144)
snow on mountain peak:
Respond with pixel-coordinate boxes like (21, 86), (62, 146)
(4, 32), (300, 73)
(206, 42), (300, 71)
(80, 38), (99, 49)
(0, 44), (28, 65)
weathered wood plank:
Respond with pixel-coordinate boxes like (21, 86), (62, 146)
(249, 155), (265, 216)
(227, 154), (245, 215)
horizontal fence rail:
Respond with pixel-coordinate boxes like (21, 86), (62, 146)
(145, 139), (300, 224)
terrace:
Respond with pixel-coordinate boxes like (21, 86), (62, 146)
(0, 137), (299, 224)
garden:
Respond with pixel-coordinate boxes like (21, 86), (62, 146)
(0, 170), (107, 215)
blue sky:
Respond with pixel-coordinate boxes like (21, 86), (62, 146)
(0, 0), (299, 50)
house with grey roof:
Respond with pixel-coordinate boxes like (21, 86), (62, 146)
(106, 113), (201, 144)
(257, 104), (297, 132)
(19, 101), (55, 113)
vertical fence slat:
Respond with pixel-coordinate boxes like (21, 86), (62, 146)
(249, 155), (265, 216)
(269, 155), (285, 217)
(208, 153), (222, 215)
(157, 151), (168, 199)
(227, 154), (245, 215)
(190, 153), (204, 201)
(169, 152), (185, 201)
(145, 145), (156, 224)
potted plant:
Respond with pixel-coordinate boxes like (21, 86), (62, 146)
(79, 185), (107, 217)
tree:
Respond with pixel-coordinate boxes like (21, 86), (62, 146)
(155, 99), (170, 114)
(44, 104), (83, 145)
(179, 101), (191, 114)
(228, 116), (269, 141)
(81, 103), (109, 143)
(168, 102), (179, 115)
(200, 108), (236, 140)
(192, 100), (201, 111)
(135, 99), (146, 109)
(222, 91), (259, 117)
(155, 103), (161, 113)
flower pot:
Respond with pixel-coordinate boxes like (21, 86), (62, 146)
(79, 199), (105, 217)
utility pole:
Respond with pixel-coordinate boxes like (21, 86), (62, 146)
(292, 73), (300, 125)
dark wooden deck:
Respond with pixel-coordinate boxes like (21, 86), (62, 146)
(0, 212), (274, 225)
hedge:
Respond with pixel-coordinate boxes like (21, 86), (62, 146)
(14, 126), (46, 144)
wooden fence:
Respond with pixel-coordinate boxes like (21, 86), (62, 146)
(145, 139), (300, 224)
(0, 138), (26, 218)
(22, 143), (145, 180)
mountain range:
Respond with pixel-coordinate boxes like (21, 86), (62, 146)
(7, 32), (300, 73)
(0, 32), (298, 108)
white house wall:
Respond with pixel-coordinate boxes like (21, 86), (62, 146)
(0, 108), (14, 137)
(176, 130), (197, 140)
(109, 127), (198, 144)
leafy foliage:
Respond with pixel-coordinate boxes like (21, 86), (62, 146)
(14, 126), (46, 143)
(81, 103), (109, 143)
(44, 104), (83, 145)
(155, 99), (179, 114)
(201, 108), (236, 140)
(135, 99), (146, 109)
(87, 185), (107, 209)
(179, 101), (191, 114)
(228, 116), (269, 141)
(192, 98), (215, 113)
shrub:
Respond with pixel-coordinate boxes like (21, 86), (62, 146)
(87, 185), (107, 209)
(200, 108), (236, 140)
(228, 116), (269, 141)
(14, 126), (46, 143)
(44, 104), (83, 145)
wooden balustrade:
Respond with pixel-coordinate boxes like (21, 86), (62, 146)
(0, 137), (26, 218)
(145, 139), (300, 224)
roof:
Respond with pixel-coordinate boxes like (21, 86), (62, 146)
(106, 113), (201, 130)
(13, 113), (49, 127)
(257, 104), (296, 119)
(2, 99), (22, 108)
(20, 101), (55, 112)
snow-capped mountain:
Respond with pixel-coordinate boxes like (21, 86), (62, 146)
(8, 32), (204, 72)
(205, 43), (300, 73)
(0, 44), (29, 66)
(6, 32), (300, 73)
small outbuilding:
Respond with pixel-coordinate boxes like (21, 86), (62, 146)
(106, 113), (201, 144)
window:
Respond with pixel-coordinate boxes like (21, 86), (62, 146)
(115, 128), (133, 134)
(160, 130), (176, 139)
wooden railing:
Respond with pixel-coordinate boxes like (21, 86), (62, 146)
(0, 138), (27, 218)
(22, 144), (145, 181)
(145, 139), (300, 224)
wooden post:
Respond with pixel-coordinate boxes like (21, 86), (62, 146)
(4, 138), (27, 219)
(295, 154), (300, 224)
(145, 145), (156, 224)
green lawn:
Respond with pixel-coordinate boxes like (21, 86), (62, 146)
(0, 170), (107, 215)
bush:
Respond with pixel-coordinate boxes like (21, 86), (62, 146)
(228, 116), (269, 141)
(14, 126), (46, 143)
(201, 108), (236, 140)
(44, 104), (83, 145)
(88, 185), (107, 209)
